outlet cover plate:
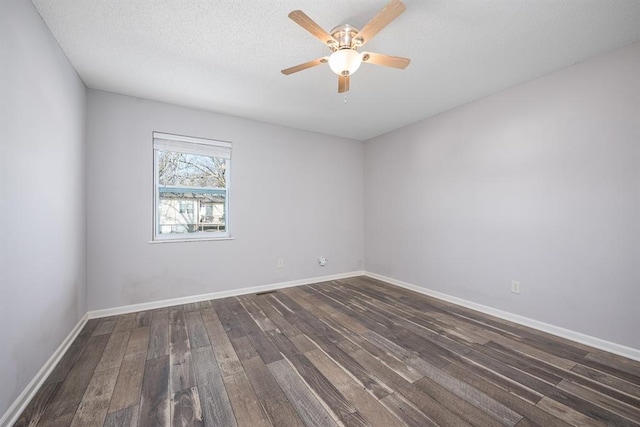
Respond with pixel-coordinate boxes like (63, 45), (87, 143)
(511, 280), (521, 294)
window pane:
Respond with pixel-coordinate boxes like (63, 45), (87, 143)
(157, 151), (226, 188)
(158, 190), (226, 235)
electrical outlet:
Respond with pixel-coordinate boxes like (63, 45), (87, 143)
(318, 256), (327, 266)
(511, 280), (521, 294)
(277, 259), (284, 268)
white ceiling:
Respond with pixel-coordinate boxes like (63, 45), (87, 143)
(31, 0), (640, 141)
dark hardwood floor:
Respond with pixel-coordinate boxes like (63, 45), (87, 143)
(15, 276), (640, 426)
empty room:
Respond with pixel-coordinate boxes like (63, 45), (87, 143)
(2, 0), (640, 426)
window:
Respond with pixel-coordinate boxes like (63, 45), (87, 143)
(153, 132), (231, 241)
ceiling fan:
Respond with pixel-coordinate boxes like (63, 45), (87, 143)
(281, 0), (411, 93)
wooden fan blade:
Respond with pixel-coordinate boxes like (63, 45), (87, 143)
(362, 52), (410, 69)
(338, 75), (350, 93)
(281, 57), (328, 75)
(354, 0), (406, 47)
(288, 10), (337, 47)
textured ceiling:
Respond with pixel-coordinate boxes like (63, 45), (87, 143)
(31, 0), (640, 141)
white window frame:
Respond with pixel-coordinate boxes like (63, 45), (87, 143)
(152, 132), (232, 242)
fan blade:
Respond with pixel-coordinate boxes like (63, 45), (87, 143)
(338, 75), (350, 93)
(353, 0), (406, 47)
(362, 52), (410, 69)
(288, 10), (337, 47)
(281, 57), (328, 75)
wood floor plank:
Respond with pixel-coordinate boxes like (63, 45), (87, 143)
(40, 334), (110, 423)
(304, 348), (406, 427)
(264, 328), (355, 419)
(281, 287), (335, 319)
(182, 302), (200, 312)
(536, 396), (606, 427)
(414, 374), (508, 426)
(108, 352), (146, 413)
(250, 294), (310, 338)
(585, 351), (640, 380)
(583, 352), (640, 386)
(104, 405), (139, 427)
(289, 333), (318, 353)
(245, 331), (283, 365)
(223, 371), (272, 427)
(229, 298), (283, 364)
(125, 326), (150, 356)
(476, 341), (564, 385)
(237, 294), (277, 332)
(169, 307), (195, 393)
(250, 294), (318, 353)
(557, 379), (640, 424)
(92, 317), (118, 336)
(231, 335), (260, 361)
(232, 337), (304, 427)
(443, 362), (574, 427)
(485, 340), (640, 408)
(314, 284), (456, 369)
(147, 308), (169, 360)
(443, 348), (544, 404)
(267, 358), (338, 427)
(340, 411), (371, 427)
(408, 354), (524, 425)
(354, 277), (591, 361)
(69, 367), (119, 427)
(13, 382), (60, 427)
(514, 418), (536, 427)
(201, 307), (244, 377)
(195, 300), (213, 310)
(36, 413), (74, 427)
(191, 346), (237, 427)
(270, 293), (344, 343)
(351, 333), (424, 383)
(134, 310), (153, 328)
(77, 318), (100, 339)
(184, 310), (211, 348)
(546, 386), (639, 426)
(211, 298), (247, 340)
(380, 392), (438, 427)
(571, 363), (640, 399)
(171, 387), (204, 427)
(95, 330), (131, 372)
(113, 313), (137, 332)
(261, 294), (392, 399)
(45, 342), (87, 385)
(490, 333), (577, 371)
(317, 337), (393, 399)
(347, 346), (474, 427)
(138, 355), (170, 427)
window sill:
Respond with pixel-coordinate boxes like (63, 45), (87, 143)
(149, 236), (235, 244)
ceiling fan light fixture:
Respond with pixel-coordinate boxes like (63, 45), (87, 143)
(328, 49), (362, 76)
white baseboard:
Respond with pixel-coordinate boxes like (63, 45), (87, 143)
(0, 313), (89, 427)
(88, 270), (365, 319)
(364, 271), (640, 362)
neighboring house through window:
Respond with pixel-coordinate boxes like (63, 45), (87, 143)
(153, 132), (231, 241)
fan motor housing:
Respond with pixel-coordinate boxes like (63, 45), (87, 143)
(330, 24), (360, 50)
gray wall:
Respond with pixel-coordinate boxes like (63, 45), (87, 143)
(0, 0), (87, 416)
(86, 90), (363, 310)
(364, 42), (640, 349)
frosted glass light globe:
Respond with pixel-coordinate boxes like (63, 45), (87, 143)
(328, 49), (362, 76)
